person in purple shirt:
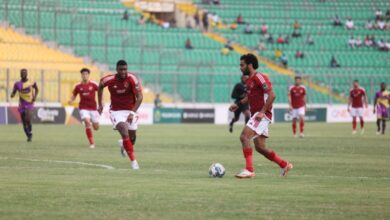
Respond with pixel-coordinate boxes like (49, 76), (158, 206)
(10, 69), (39, 142)
(373, 82), (390, 135)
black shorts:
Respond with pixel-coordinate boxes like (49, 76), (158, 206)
(234, 104), (249, 119)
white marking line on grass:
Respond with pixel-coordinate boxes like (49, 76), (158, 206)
(255, 172), (390, 181)
(0, 157), (115, 170)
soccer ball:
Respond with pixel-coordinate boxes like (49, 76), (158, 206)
(208, 163), (225, 178)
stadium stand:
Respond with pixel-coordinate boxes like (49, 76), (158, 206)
(1, 0), (387, 103)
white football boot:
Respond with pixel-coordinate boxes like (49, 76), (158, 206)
(235, 169), (255, 178)
(131, 160), (139, 170)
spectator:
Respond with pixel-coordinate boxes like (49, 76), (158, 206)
(377, 39), (386, 51)
(185, 38), (193, 49)
(330, 56), (340, 68)
(138, 15), (146, 25)
(365, 20), (374, 30)
(154, 94), (162, 108)
(284, 35), (290, 44)
(375, 8), (383, 19)
(306, 34), (314, 45)
(333, 15), (342, 26)
(385, 39), (390, 51)
(277, 35), (285, 44)
(186, 15), (193, 29)
(386, 8), (390, 20)
(377, 18), (385, 30)
(274, 48), (282, 59)
(293, 20), (301, 29)
(261, 23), (268, 35)
(170, 18), (177, 28)
(213, 0), (220, 5)
(280, 54), (288, 67)
(122, 10), (129, 21)
(295, 50), (304, 59)
(266, 33), (274, 44)
(221, 47), (230, 56)
(194, 11), (200, 28)
(364, 35), (373, 47)
(236, 14), (244, 24)
(348, 36), (356, 48)
(345, 17), (354, 30)
(356, 37), (362, 47)
(202, 12), (209, 31)
(212, 13), (220, 26)
(292, 29), (301, 38)
(225, 39), (234, 50)
(244, 23), (253, 34)
(256, 40), (266, 52)
(161, 20), (170, 29)
(230, 23), (238, 30)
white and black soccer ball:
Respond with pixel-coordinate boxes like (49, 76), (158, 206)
(209, 163), (225, 178)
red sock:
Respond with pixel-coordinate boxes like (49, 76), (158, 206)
(292, 119), (297, 135)
(265, 150), (287, 168)
(299, 119), (304, 133)
(352, 117), (357, 130)
(123, 137), (135, 161)
(85, 128), (94, 145)
(360, 117), (364, 129)
(242, 147), (253, 172)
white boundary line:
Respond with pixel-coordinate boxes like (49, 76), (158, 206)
(0, 157), (115, 170)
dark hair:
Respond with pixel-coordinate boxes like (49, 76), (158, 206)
(354, 79), (359, 83)
(240, 53), (258, 69)
(295, 76), (302, 80)
(80, 68), (90, 74)
(116, 59), (127, 67)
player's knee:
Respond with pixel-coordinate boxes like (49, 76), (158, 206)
(239, 134), (249, 144)
(93, 123), (99, 130)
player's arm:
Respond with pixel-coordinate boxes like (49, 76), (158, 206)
(32, 82), (39, 102)
(10, 83), (17, 98)
(363, 92), (368, 108)
(231, 84), (239, 99)
(97, 82), (105, 114)
(132, 92), (143, 113)
(68, 85), (78, 105)
(347, 96), (352, 112)
(373, 95), (377, 113)
(287, 89), (292, 111)
(256, 90), (275, 121)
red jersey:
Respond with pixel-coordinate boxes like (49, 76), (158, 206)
(350, 87), (366, 108)
(289, 85), (306, 108)
(100, 73), (142, 111)
(246, 72), (273, 120)
(72, 81), (98, 110)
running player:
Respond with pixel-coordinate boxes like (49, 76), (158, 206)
(98, 60), (143, 170)
(288, 76), (306, 138)
(229, 75), (250, 133)
(68, 68), (99, 148)
(348, 80), (368, 134)
(229, 54), (293, 178)
(10, 69), (39, 142)
(373, 82), (389, 135)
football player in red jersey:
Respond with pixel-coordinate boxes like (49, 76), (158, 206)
(98, 60), (143, 169)
(288, 76), (306, 138)
(68, 68), (99, 148)
(348, 80), (368, 134)
(229, 54), (293, 178)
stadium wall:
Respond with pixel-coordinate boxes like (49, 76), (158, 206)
(0, 103), (378, 125)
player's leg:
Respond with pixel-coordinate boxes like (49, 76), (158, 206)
(299, 114), (305, 137)
(235, 126), (257, 178)
(128, 130), (136, 145)
(376, 118), (381, 134)
(229, 108), (241, 133)
(253, 136), (293, 176)
(292, 117), (297, 136)
(243, 109), (250, 124)
(91, 111), (100, 131)
(24, 109), (33, 141)
(382, 119), (386, 134)
(19, 111), (29, 139)
(83, 118), (95, 148)
(352, 116), (357, 134)
(116, 122), (136, 161)
(358, 108), (364, 134)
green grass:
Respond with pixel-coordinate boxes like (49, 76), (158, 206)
(0, 123), (389, 220)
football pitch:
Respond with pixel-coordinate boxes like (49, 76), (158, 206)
(0, 123), (389, 219)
